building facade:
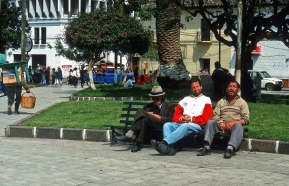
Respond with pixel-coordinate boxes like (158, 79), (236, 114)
(140, 9), (232, 76)
(6, 1), (233, 77)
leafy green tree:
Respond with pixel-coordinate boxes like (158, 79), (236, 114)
(186, 0), (289, 69)
(0, 0), (30, 53)
(141, 42), (159, 63)
(119, 0), (289, 87)
(51, 8), (152, 90)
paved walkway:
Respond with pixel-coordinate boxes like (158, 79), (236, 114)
(0, 84), (289, 185)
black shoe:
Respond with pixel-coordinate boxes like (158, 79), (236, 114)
(115, 135), (132, 142)
(196, 147), (211, 156)
(151, 139), (162, 153)
(224, 149), (234, 159)
(131, 144), (142, 152)
(158, 143), (177, 155)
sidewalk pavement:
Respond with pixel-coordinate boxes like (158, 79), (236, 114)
(0, 84), (289, 185)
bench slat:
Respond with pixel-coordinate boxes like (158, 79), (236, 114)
(123, 102), (148, 105)
(119, 120), (133, 124)
(122, 108), (141, 112)
(120, 114), (135, 118)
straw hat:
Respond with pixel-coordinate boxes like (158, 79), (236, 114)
(149, 86), (165, 97)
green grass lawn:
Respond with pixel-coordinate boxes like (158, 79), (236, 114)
(21, 87), (289, 141)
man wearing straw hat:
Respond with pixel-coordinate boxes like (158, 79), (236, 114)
(116, 86), (175, 152)
(2, 67), (30, 115)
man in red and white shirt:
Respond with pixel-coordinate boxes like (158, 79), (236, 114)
(151, 78), (212, 155)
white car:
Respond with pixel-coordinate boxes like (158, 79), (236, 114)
(248, 70), (283, 91)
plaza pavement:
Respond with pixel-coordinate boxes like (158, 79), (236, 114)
(0, 84), (289, 185)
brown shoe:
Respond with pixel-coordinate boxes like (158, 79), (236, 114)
(8, 105), (12, 115)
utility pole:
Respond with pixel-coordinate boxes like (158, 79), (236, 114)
(236, 1), (243, 95)
(21, 0), (26, 61)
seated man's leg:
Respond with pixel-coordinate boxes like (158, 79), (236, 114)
(203, 120), (220, 145)
(224, 123), (244, 159)
(164, 123), (202, 145)
(228, 123), (244, 150)
(156, 123), (202, 155)
(163, 122), (179, 140)
(197, 120), (220, 156)
(151, 122), (179, 155)
(133, 118), (148, 144)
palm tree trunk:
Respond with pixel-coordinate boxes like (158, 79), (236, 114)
(155, 0), (190, 88)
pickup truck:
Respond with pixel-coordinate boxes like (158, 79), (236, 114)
(84, 67), (150, 85)
(248, 70), (283, 91)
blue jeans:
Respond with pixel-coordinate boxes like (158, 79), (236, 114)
(163, 122), (203, 145)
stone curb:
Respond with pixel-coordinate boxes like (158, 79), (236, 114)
(5, 126), (110, 142)
(5, 125), (289, 155)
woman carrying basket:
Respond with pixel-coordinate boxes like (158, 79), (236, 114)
(3, 66), (30, 115)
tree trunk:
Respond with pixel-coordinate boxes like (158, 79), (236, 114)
(155, 0), (190, 88)
(242, 50), (253, 70)
(88, 59), (96, 90)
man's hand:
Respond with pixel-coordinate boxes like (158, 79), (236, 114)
(148, 112), (161, 120)
(224, 121), (236, 132)
(219, 122), (226, 133)
(182, 114), (191, 123)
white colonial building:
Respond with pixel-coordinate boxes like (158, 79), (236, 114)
(6, 0), (129, 77)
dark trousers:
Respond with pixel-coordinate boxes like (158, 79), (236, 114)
(6, 86), (22, 105)
(130, 110), (163, 144)
(73, 77), (78, 86)
(45, 77), (50, 85)
(80, 77), (84, 86)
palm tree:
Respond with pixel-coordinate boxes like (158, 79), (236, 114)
(155, 0), (190, 88)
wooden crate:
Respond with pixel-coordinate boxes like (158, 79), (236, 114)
(2, 67), (22, 84)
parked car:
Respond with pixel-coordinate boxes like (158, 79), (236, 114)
(84, 67), (150, 85)
(248, 70), (283, 91)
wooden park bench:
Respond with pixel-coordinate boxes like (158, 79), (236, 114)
(105, 101), (248, 149)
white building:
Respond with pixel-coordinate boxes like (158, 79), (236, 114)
(6, 0), (128, 77)
(230, 40), (289, 79)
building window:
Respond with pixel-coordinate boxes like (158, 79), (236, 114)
(216, 10), (222, 16)
(99, 1), (106, 9)
(180, 45), (187, 59)
(41, 27), (47, 44)
(201, 19), (210, 41)
(71, 1), (79, 16)
(80, 0), (86, 14)
(91, 0), (98, 12)
(63, 0), (68, 15)
(34, 27), (46, 44)
(34, 28), (39, 44)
